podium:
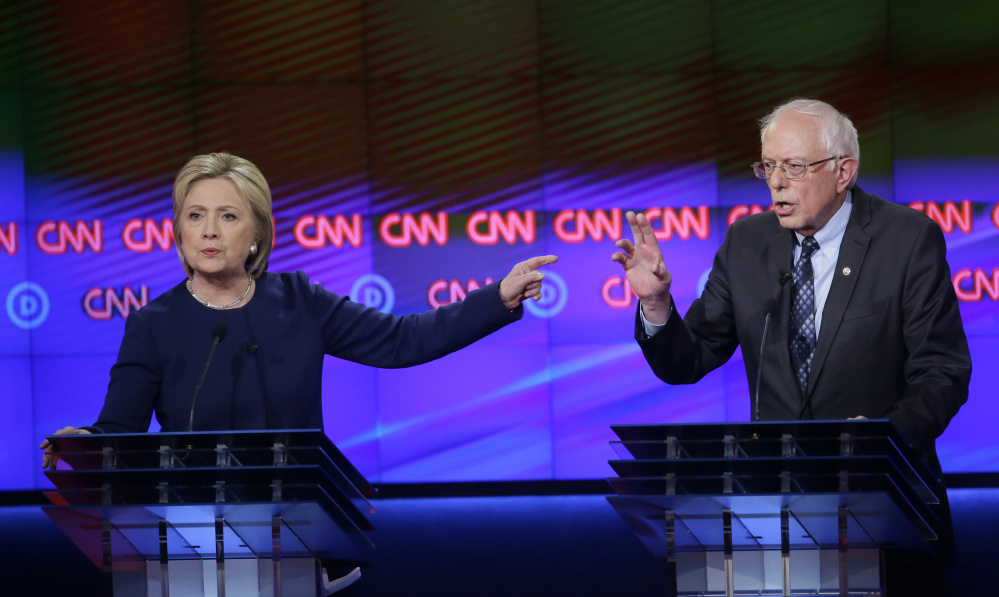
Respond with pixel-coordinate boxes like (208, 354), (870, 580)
(43, 430), (377, 597)
(607, 421), (945, 597)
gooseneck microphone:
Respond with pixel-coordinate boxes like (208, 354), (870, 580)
(753, 271), (792, 421)
(188, 324), (227, 433)
(753, 313), (772, 422)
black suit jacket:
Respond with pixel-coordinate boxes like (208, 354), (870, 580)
(637, 186), (971, 472)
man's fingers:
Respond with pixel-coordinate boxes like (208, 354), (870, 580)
(634, 212), (659, 246)
(625, 211), (662, 252)
(625, 211), (645, 247)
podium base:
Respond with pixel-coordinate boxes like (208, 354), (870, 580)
(674, 548), (882, 596)
(109, 557), (325, 597)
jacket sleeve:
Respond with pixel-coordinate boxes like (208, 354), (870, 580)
(91, 310), (161, 433)
(637, 225), (741, 385)
(887, 219), (971, 456)
(308, 275), (523, 368)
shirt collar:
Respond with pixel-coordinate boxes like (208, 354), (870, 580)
(794, 189), (853, 252)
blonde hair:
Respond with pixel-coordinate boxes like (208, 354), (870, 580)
(172, 153), (273, 279)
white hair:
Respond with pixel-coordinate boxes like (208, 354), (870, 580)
(760, 99), (860, 186)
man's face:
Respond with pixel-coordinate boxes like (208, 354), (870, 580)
(761, 111), (846, 236)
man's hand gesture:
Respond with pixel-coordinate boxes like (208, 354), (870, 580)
(611, 211), (672, 324)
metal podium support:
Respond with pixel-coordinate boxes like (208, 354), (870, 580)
(43, 430), (377, 597)
(607, 421), (945, 597)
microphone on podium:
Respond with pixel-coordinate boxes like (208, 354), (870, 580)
(187, 324), (227, 435)
(753, 271), (792, 422)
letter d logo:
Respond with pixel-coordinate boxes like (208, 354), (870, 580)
(351, 274), (395, 313)
(7, 282), (50, 329)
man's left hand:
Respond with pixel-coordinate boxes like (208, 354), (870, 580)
(499, 255), (559, 309)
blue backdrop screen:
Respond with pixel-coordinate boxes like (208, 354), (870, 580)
(2, 1), (998, 489)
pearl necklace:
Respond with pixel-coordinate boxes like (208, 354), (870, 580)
(187, 276), (253, 309)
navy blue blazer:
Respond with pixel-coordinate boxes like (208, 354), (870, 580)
(637, 187), (971, 468)
(92, 271), (521, 433)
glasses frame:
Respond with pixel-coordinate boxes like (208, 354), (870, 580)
(751, 156), (841, 181)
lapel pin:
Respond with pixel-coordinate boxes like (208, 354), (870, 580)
(842, 267), (852, 276)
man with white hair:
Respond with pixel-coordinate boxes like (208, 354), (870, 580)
(613, 98), (970, 595)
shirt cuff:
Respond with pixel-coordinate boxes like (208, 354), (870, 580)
(639, 302), (669, 337)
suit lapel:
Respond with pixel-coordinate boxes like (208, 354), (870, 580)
(806, 189), (872, 401)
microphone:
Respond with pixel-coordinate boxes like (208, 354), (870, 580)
(753, 313), (771, 422)
(243, 342), (259, 355)
(754, 272), (790, 422)
(188, 324), (227, 433)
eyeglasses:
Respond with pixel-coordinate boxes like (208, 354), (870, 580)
(751, 156), (840, 181)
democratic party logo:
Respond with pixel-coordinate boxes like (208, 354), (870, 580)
(6, 282), (50, 329)
(523, 270), (568, 319)
(351, 274), (395, 313)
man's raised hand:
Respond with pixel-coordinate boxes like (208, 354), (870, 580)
(611, 211), (672, 324)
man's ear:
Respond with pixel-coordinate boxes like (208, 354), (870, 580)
(837, 157), (859, 193)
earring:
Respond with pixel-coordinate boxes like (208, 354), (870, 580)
(250, 244), (258, 256)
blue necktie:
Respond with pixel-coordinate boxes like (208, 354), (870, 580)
(790, 237), (820, 396)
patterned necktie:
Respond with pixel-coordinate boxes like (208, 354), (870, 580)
(790, 236), (820, 396)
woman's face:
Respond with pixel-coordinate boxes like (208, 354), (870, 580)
(179, 178), (255, 283)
